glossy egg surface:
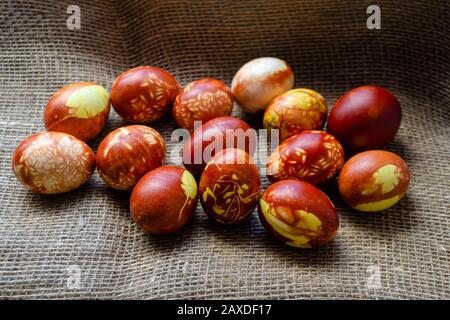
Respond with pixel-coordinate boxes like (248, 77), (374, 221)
(266, 130), (344, 185)
(110, 66), (179, 123)
(338, 150), (410, 212)
(44, 82), (110, 141)
(130, 166), (198, 234)
(231, 57), (294, 113)
(173, 79), (234, 132)
(327, 86), (401, 153)
(259, 179), (339, 248)
(264, 88), (327, 141)
(199, 148), (260, 224)
(96, 125), (165, 190)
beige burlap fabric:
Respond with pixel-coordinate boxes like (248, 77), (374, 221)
(0, 0), (449, 299)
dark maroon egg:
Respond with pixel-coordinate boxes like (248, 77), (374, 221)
(327, 86), (401, 154)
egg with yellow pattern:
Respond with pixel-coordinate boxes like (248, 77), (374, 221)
(258, 179), (339, 248)
(199, 148), (260, 224)
(338, 150), (410, 212)
(44, 82), (110, 141)
(263, 88), (327, 142)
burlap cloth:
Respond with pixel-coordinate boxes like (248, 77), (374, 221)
(0, 0), (449, 299)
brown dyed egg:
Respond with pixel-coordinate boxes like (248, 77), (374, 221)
(266, 130), (344, 185)
(182, 116), (255, 175)
(44, 82), (110, 141)
(12, 132), (95, 194)
(338, 150), (410, 212)
(199, 148), (260, 224)
(263, 88), (327, 141)
(327, 86), (401, 154)
(231, 57), (294, 113)
(259, 179), (339, 248)
(130, 166), (198, 234)
(96, 125), (165, 190)
(110, 66), (179, 123)
(173, 79), (234, 132)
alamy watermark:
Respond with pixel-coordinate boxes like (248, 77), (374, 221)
(367, 5), (381, 30)
(169, 121), (279, 174)
(66, 5), (81, 30)
(366, 265), (382, 289)
(66, 265), (81, 289)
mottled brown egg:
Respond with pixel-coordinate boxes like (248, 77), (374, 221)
(173, 79), (234, 132)
(327, 86), (401, 154)
(263, 88), (327, 141)
(96, 125), (165, 190)
(44, 82), (110, 141)
(110, 66), (179, 123)
(231, 57), (294, 113)
(266, 130), (344, 185)
(338, 150), (410, 212)
(12, 132), (95, 194)
(130, 166), (198, 234)
(199, 148), (260, 224)
(259, 179), (339, 248)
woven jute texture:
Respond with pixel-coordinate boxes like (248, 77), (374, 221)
(0, 0), (449, 299)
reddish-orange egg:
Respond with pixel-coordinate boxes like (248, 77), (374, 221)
(110, 66), (179, 123)
(266, 130), (344, 185)
(12, 132), (95, 194)
(173, 79), (234, 132)
(182, 116), (254, 175)
(327, 86), (401, 154)
(96, 125), (165, 190)
(130, 166), (198, 234)
(44, 82), (110, 141)
(258, 179), (339, 248)
(199, 148), (260, 224)
(338, 150), (410, 212)
(231, 57), (294, 113)
(263, 88), (327, 141)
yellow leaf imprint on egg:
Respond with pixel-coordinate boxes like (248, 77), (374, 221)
(362, 164), (401, 195)
(294, 210), (322, 232)
(181, 170), (197, 199)
(66, 85), (109, 119)
(354, 194), (403, 212)
(259, 199), (311, 248)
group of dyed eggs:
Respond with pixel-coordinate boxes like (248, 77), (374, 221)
(11, 57), (410, 248)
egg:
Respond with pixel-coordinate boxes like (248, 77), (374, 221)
(44, 82), (110, 141)
(110, 66), (179, 123)
(327, 86), (401, 154)
(266, 130), (344, 185)
(173, 79), (234, 132)
(199, 148), (260, 224)
(338, 150), (410, 212)
(130, 166), (198, 234)
(258, 179), (339, 248)
(231, 57), (294, 113)
(263, 88), (327, 142)
(12, 132), (95, 194)
(96, 125), (166, 190)
(182, 116), (254, 175)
